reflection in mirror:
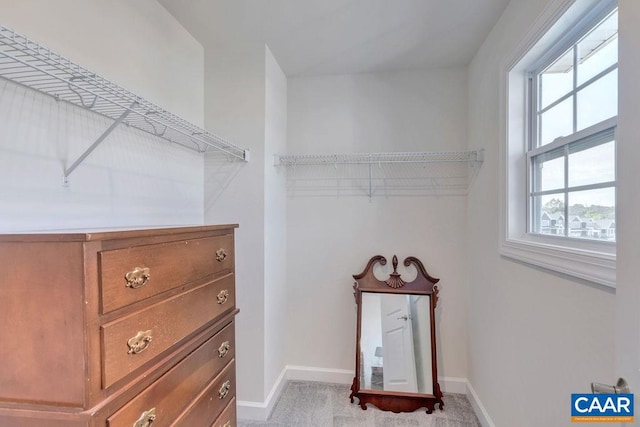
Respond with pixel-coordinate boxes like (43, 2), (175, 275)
(360, 293), (432, 394)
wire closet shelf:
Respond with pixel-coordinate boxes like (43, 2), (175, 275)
(275, 150), (484, 198)
(0, 23), (248, 181)
(274, 150), (484, 167)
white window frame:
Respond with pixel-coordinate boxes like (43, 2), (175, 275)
(499, 0), (617, 288)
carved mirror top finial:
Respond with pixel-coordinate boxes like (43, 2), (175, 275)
(385, 255), (406, 289)
(353, 254), (439, 293)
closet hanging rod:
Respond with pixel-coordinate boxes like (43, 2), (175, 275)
(274, 150), (484, 167)
(0, 24), (249, 166)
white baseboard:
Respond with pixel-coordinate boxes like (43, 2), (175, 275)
(236, 366), (288, 421)
(286, 365), (353, 384)
(466, 380), (496, 427)
(438, 376), (468, 394)
(237, 367), (494, 427)
(237, 365), (352, 420)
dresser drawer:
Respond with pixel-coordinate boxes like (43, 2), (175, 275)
(106, 325), (236, 427)
(99, 234), (234, 314)
(101, 275), (235, 388)
(172, 381), (237, 427)
(210, 399), (237, 427)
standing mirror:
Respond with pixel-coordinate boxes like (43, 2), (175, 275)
(350, 255), (444, 414)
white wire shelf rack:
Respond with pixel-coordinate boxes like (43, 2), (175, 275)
(274, 150), (483, 167)
(275, 150), (484, 197)
(0, 24), (248, 183)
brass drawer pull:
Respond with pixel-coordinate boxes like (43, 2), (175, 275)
(218, 340), (231, 358)
(218, 380), (231, 399)
(221, 421), (232, 427)
(127, 330), (153, 354)
(133, 407), (156, 427)
(216, 248), (228, 262)
(125, 267), (151, 289)
(217, 289), (229, 304)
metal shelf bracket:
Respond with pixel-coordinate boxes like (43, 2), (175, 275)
(68, 76), (98, 109)
(62, 101), (137, 186)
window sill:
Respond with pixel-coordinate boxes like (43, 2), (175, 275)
(499, 237), (616, 288)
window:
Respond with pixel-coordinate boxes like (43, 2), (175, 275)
(500, 0), (617, 287)
(529, 8), (617, 242)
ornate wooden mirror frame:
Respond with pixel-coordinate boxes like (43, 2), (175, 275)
(350, 254), (444, 413)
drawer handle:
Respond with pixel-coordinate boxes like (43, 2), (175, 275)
(218, 380), (231, 399)
(127, 330), (153, 354)
(217, 289), (230, 304)
(133, 407), (156, 427)
(216, 248), (228, 262)
(218, 340), (231, 358)
(221, 421), (232, 427)
(125, 267), (151, 289)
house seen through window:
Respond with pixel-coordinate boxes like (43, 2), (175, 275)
(528, 7), (617, 241)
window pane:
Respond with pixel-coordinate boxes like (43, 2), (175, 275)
(532, 148), (564, 192)
(568, 139), (615, 187)
(577, 10), (618, 86)
(577, 69), (617, 131)
(526, 6), (617, 246)
(567, 187), (615, 241)
(532, 193), (566, 235)
(539, 97), (573, 146)
(540, 48), (574, 110)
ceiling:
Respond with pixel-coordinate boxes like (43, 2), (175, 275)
(158, 0), (511, 77)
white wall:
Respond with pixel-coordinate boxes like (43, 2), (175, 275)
(204, 42), (289, 416)
(285, 69), (470, 381)
(615, 0), (640, 399)
(203, 39), (267, 405)
(263, 46), (288, 399)
(0, 0), (205, 231)
(466, 1), (616, 426)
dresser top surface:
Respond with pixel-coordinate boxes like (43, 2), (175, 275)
(0, 224), (238, 242)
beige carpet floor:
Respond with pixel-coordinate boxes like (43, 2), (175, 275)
(238, 381), (481, 427)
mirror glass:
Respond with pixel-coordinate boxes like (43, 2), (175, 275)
(359, 292), (432, 394)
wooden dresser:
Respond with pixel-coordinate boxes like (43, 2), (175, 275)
(0, 225), (239, 426)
